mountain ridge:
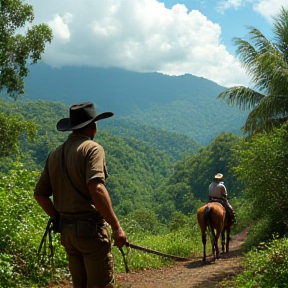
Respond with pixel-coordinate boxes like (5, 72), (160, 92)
(24, 63), (247, 144)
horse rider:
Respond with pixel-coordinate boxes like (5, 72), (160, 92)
(208, 173), (236, 224)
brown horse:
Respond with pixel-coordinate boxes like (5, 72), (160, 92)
(197, 202), (232, 262)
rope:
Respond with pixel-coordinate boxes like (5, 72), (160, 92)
(127, 242), (190, 262)
(38, 218), (54, 266)
(119, 247), (130, 273)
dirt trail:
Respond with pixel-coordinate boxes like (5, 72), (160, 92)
(49, 227), (249, 288)
(116, 227), (249, 288)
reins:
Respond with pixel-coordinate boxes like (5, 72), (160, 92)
(38, 218), (55, 266)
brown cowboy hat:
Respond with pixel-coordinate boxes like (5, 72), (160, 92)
(56, 102), (113, 131)
(214, 173), (224, 180)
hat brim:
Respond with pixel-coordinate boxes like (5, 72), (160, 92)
(57, 111), (114, 131)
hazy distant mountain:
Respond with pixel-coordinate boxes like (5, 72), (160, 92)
(24, 63), (247, 145)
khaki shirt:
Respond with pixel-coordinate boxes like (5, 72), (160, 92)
(34, 133), (108, 214)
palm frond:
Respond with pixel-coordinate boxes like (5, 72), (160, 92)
(273, 7), (288, 62)
(218, 7), (288, 136)
(264, 54), (288, 97)
(243, 93), (288, 135)
(234, 28), (280, 93)
(244, 111), (288, 135)
(218, 86), (265, 110)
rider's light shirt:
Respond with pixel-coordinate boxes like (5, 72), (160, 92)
(209, 181), (227, 199)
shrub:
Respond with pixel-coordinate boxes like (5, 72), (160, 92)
(232, 237), (288, 288)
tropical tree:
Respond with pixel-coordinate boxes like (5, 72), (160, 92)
(218, 7), (288, 135)
(0, 111), (37, 160)
(233, 125), (288, 247)
(0, 0), (52, 99)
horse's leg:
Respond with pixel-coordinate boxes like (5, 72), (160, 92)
(226, 227), (231, 253)
(214, 229), (222, 259)
(211, 235), (215, 260)
(201, 230), (207, 262)
(221, 229), (225, 252)
(214, 236), (220, 259)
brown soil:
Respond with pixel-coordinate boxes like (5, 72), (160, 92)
(49, 227), (249, 288)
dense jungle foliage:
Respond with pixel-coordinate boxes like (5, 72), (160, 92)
(0, 98), (243, 287)
(220, 7), (288, 287)
(1, 98), (288, 287)
(2, 96), (288, 287)
(2, 1), (288, 287)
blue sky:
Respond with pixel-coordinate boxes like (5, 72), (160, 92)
(165, 0), (274, 54)
(27, 0), (288, 87)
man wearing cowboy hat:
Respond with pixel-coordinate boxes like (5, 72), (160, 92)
(209, 173), (236, 224)
(34, 102), (127, 288)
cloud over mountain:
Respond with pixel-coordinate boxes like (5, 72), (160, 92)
(26, 0), (286, 87)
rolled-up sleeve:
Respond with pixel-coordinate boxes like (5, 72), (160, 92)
(34, 163), (53, 197)
(86, 145), (108, 184)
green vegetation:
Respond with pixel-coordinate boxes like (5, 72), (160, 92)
(218, 7), (288, 287)
(233, 126), (288, 248)
(218, 7), (288, 136)
(223, 237), (288, 288)
(1, 2), (288, 287)
(0, 0), (52, 99)
(114, 212), (202, 273)
(0, 160), (204, 286)
(2, 96), (288, 287)
(24, 63), (248, 145)
(0, 99), (235, 287)
(100, 117), (200, 160)
(0, 163), (66, 287)
(0, 110), (37, 160)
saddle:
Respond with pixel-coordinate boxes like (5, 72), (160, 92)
(208, 197), (226, 207)
(208, 198), (235, 224)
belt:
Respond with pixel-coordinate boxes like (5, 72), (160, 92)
(61, 218), (105, 225)
(60, 211), (104, 222)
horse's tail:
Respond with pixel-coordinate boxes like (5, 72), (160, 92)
(204, 205), (215, 239)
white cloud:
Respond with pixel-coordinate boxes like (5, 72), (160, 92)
(215, 0), (244, 14)
(48, 13), (72, 42)
(26, 0), (249, 87)
(253, 0), (288, 22)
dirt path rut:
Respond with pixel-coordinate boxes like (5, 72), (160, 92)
(49, 227), (249, 288)
(116, 227), (249, 288)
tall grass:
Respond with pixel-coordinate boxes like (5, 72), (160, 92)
(0, 164), (206, 287)
(113, 213), (204, 273)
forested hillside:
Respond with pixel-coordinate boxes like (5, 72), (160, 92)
(0, 98), (243, 220)
(0, 98), (242, 219)
(100, 117), (200, 159)
(2, 96), (288, 287)
(0, 99), (198, 166)
(0, 100), (172, 208)
(24, 63), (248, 145)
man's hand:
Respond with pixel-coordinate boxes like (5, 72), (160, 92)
(112, 227), (127, 249)
(51, 214), (61, 233)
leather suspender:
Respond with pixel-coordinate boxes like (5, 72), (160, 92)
(61, 143), (92, 203)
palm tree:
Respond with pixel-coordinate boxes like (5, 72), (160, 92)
(218, 7), (288, 135)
